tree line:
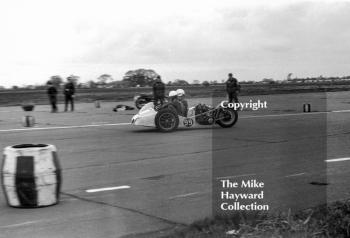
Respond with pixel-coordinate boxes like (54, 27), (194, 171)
(2, 69), (225, 90)
(2, 69), (350, 90)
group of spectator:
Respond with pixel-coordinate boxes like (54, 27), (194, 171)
(47, 73), (240, 113)
(153, 72), (241, 104)
(47, 76), (76, 113)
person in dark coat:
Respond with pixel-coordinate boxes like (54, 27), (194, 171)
(64, 76), (75, 111)
(152, 75), (165, 107)
(47, 81), (58, 112)
(226, 73), (240, 103)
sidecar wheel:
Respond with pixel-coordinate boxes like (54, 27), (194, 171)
(155, 109), (179, 132)
(217, 109), (238, 128)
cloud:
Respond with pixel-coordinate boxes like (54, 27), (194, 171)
(0, 0), (350, 87)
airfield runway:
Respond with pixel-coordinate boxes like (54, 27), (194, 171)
(0, 91), (350, 238)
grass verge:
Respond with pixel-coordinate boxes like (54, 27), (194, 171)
(160, 199), (350, 238)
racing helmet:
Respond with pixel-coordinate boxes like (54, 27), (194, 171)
(169, 90), (177, 97)
(176, 89), (185, 96)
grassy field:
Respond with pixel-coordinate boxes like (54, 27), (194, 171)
(147, 199), (350, 238)
(1, 83), (350, 107)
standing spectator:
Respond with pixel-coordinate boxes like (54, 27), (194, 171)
(152, 75), (165, 107)
(47, 81), (58, 113)
(226, 73), (240, 103)
(64, 76), (75, 111)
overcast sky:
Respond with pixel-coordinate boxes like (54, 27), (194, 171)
(0, 0), (349, 87)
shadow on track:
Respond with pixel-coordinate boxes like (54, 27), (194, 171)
(131, 126), (235, 133)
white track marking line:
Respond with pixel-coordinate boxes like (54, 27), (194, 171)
(0, 220), (42, 228)
(0, 122), (130, 133)
(241, 111), (325, 119)
(0, 110), (22, 113)
(285, 172), (306, 178)
(169, 192), (200, 200)
(332, 109), (350, 113)
(241, 109), (350, 119)
(325, 158), (350, 163)
(61, 197), (79, 202)
(216, 173), (256, 180)
(86, 185), (130, 193)
(1, 108), (349, 133)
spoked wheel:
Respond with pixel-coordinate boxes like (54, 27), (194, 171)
(155, 109), (179, 132)
(216, 108), (238, 128)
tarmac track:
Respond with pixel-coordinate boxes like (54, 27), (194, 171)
(0, 92), (350, 238)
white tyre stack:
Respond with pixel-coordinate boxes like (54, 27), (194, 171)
(21, 104), (35, 127)
(303, 103), (311, 112)
(1, 144), (61, 208)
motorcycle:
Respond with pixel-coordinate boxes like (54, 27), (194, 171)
(131, 101), (238, 132)
(134, 94), (153, 109)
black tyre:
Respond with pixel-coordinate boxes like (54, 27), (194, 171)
(135, 97), (148, 109)
(155, 109), (179, 132)
(216, 108), (238, 128)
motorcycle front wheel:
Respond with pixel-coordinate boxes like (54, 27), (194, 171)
(216, 109), (238, 128)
